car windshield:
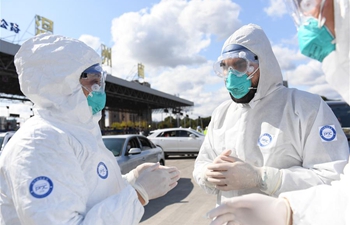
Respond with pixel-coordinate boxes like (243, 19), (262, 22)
(103, 138), (125, 157)
(191, 130), (204, 136)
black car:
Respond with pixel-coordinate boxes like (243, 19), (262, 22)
(326, 101), (350, 146)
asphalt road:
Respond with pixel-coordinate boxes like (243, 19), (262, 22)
(139, 156), (217, 225)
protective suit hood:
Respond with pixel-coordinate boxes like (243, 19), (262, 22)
(14, 34), (101, 126)
(222, 24), (283, 105)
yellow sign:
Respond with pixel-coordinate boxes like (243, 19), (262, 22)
(35, 15), (53, 35)
(101, 44), (112, 67)
(138, 63), (144, 79)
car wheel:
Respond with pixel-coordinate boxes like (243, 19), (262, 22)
(159, 159), (165, 166)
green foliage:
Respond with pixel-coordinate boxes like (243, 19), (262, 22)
(321, 96), (329, 101)
(110, 120), (148, 129)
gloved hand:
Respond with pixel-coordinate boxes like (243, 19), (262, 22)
(125, 162), (156, 186)
(206, 194), (292, 225)
(128, 163), (180, 205)
(201, 150), (233, 189)
(206, 150), (262, 191)
(212, 149), (235, 164)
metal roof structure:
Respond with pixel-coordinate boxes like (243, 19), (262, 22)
(0, 39), (193, 114)
(0, 40), (22, 101)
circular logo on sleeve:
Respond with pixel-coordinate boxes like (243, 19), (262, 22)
(97, 162), (108, 179)
(319, 125), (336, 142)
(258, 133), (273, 147)
(29, 176), (54, 198)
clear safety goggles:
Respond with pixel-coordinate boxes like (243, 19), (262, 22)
(80, 64), (107, 94)
(286, 0), (326, 27)
(213, 45), (259, 78)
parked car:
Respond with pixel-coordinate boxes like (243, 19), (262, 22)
(102, 134), (165, 174)
(0, 131), (15, 155)
(147, 127), (205, 157)
(326, 101), (350, 147)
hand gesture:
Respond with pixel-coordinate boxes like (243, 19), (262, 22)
(206, 150), (261, 191)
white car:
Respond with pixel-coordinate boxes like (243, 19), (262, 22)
(102, 134), (165, 174)
(148, 128), (205, 157)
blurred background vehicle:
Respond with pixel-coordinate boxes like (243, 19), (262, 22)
(326, 101), (350, 148)
(0, 131), (15, 155)
(102, 134), (165, 174)
(148, 127), (205, 158)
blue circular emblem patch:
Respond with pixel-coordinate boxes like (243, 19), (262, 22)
(320, 125), (336, 141)
(258, 133), (273, 147)
(97, 162), (108, 179)
(29, 176), (53, 198)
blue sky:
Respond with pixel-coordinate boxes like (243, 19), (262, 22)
(0, 0), (342, 123)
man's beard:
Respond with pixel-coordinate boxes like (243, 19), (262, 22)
(229, 88), (257, 104)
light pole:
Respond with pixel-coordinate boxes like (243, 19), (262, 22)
(176, 113), (179, 127)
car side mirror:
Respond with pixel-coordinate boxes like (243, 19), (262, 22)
(128, 148), (142, 155)
(189, 134), (196, 138)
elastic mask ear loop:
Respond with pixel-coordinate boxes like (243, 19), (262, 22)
(247, 66), (259, 80)
(82, 85), (93, 97)
(247, 67), (259, 90)
(317, 0), (335, 42)
(318, 0), (326, 28)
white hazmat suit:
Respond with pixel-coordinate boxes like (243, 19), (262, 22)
(193, 24), (349, 205)
(322, 0), (350, 103)
(280, 0), (350, 224)
(0, 34), (144, 224)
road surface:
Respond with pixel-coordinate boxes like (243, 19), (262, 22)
(140, 156), (217, 225)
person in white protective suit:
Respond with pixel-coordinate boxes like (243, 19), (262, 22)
(0, 34), (180, 225)
(206, 0), (350, 224)
(192, 23), (350, 208)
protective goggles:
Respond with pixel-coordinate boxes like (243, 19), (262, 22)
(286, 0), (326, 27)
(213, 44), (259, 78)
(80, 63), (107, 94)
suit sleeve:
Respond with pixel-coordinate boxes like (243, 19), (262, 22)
(2, 128), (144, 225)
(193, 110), (220, 195)
(268, 100), (349, 196)
(280, 160), (350, 225)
